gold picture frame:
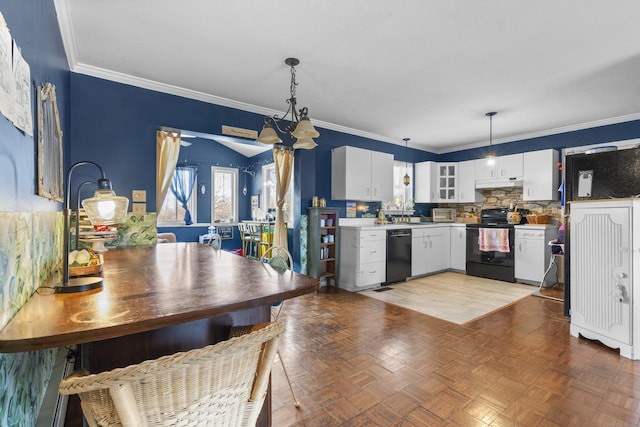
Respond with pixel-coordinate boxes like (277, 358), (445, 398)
(37, 82), (63, 202)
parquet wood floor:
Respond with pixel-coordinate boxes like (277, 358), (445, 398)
(271, 286), (640, 426)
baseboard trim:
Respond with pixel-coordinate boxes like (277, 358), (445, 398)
(35, 347), (76, 427)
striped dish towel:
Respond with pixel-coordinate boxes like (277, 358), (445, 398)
(478, 228), (510, 253)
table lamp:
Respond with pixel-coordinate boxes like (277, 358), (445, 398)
(55, 161), (129, 293)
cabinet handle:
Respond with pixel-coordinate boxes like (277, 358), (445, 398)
(459, 231), (464, 238)
(428, 240), (433, 248)
(367, 187), (371, 196)
(369, 270), (377, 274)
(370, 251), (377, 254)
(519, 243), (522, 252)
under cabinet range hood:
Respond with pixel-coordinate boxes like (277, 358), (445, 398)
(475, 178), (523, 189)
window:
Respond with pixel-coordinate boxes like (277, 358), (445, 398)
(158, 169), (197, 224)
(262, 163), (294, 226)
(211, 166), (238, 223)
(384, 160), (414, 211)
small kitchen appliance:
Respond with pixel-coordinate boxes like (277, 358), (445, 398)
(432, 208), (456, 223)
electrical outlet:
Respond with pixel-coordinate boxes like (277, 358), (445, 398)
(132, 203), (146, 214)
(132, 190), (146, 202)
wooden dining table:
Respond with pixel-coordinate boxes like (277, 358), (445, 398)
(0, 242), (319, 425)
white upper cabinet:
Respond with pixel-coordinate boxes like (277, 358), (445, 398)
(437, 163), (458, 202)
(457, 160), (482, 203)
(331, 146), (393, 201)
(415, 161), (461, 203)
(414, 161), (438, 203)
(475, 153), (523, 180)
(370, 150), (394, 201)
(523, 149), (559, 201)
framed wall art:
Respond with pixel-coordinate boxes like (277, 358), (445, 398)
(37, 82), (63, 202)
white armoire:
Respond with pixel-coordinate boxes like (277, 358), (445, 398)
(570, 199), (639, 359)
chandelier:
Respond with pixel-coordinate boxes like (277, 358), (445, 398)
(255, 58), (320, 150)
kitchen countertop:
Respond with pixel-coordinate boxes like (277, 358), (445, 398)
(0, 243), (319, 353)
(514, 224), (558, 229)
(339, 219), (557, 230)
(338, 218), (467, 230)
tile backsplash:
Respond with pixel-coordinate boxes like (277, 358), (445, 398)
(440, 187), (563, 222)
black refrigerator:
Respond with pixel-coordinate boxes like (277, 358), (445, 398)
(564, 145), (640, 315)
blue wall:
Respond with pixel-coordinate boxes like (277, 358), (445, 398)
(68, 74), (437, 262)
(0, 0), (71, 425)
(439, 119), (640, 162)
(68, 72), (640, 264)
(0, 0), (70, 212)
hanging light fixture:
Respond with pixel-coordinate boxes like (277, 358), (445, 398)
(403, 138), (411, 186)
(256, 58), (319, 150)
(485, 111), (497, 166)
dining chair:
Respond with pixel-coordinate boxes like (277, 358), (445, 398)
(59, 321), (285, 427)
(230, 246), (300, 408)
(237, 223), (251, 258)
(260, 223), (275, 257)
(246, 223), (262, 259)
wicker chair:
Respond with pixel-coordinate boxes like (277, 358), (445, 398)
(231, 246), (300, 408)
(59, 321), (285, 427)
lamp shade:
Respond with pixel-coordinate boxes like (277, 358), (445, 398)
(82, 189), (129, 225)
(256, 123), (282, 144)
(291, 116), (320, 139)
(292, 137), (318, 150)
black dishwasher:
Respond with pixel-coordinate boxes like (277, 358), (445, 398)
(385, 229), (412, 284)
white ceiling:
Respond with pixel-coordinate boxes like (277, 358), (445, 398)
(54, 0), (640, 153)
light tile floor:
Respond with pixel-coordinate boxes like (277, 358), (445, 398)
(361, 272), (536, 325)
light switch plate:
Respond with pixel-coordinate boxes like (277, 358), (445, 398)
(132, 190), (146, 202)
(132, 203), (146, 214)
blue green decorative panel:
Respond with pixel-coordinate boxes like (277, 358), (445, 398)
(0, 212), (62, 427)
(300, 214), (308, 274)
(105, 213), (158, 247)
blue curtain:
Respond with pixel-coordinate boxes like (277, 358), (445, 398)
(170, 164), (197, 225)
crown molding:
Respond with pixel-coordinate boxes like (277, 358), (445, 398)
(438, 111), (640, 154)
(53, 0), (77, 69)
(68, 61), (640, 156)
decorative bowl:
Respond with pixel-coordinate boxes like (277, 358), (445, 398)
(69, 254), (103, 277)
(526, 214), (552, 224)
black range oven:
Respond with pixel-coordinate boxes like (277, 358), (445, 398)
(466, 208), (528, 283)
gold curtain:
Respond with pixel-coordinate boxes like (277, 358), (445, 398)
(272, 147), (294, 250)
(156, 130), (181, 212)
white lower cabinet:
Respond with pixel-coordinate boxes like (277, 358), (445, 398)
(449, 224), (466, 271)
(514, 226), (558, 285)
(412, 227), (451, 276)
(570, 200), (639, 359)
(338, 227), (386, 291)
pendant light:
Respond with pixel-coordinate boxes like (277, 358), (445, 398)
(403, 138), (411, 186)
(485, 111), (497, 166)
(242, 172), (248, 196)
